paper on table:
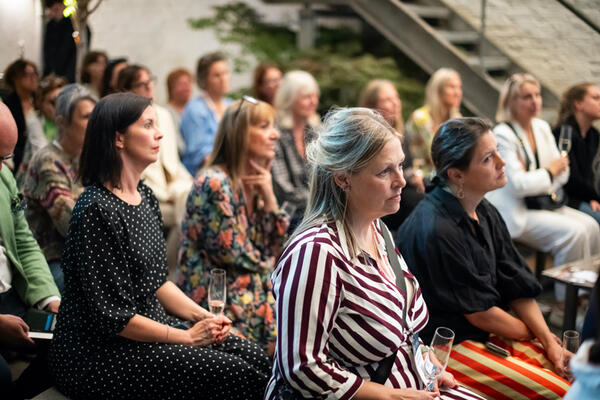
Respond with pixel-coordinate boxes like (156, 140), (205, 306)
(28, 331), (53, 340)
(553, 268), (598, 284)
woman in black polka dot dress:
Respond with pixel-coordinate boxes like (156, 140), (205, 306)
(48, 93), (270, 400)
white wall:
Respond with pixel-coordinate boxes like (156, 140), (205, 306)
(88, 0), (300, 104)
(0, 0), (43, 73)
(0, 0), (300, 103)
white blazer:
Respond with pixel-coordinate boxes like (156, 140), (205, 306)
(142, 104), (193, 226)
(486, 118), (569, 237)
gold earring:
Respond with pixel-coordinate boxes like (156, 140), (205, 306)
(456, 183), (464, 199)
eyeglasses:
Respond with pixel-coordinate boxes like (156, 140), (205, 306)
(1, 154), (14, 162)
(22, 70), (38, 79)
(234, 95), (259, 119)
(132, 76), (157, 90)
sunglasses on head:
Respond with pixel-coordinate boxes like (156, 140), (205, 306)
(234, 95), (259, 119)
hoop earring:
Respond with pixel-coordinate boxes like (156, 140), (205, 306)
(456, 183), (464, 199)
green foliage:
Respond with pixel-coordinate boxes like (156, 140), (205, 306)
(188, 1), (424, 118)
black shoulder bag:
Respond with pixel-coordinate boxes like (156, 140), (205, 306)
(273, 222), (405, 399)
(505, 122), (567, 210)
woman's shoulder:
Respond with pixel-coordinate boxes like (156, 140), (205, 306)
(493, 121), (512, 135)
(280, 222), (345, 263)
(70, 185), (110, 222)
(139, 181), (159, 205)
(408, 106), (431, 126)
(28, 142), (66, 168)
(182, 97), (211, 118)
(399, 190), (462, 243)
(532, 117), (552, 133)
(194, 167), (233, 192)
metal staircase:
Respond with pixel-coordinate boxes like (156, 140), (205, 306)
(264, 0), (560, 121)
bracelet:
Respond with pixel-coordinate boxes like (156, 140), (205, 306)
(165, 325), (170, 342)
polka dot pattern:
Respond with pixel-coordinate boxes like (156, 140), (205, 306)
(48, 183), (271, 399)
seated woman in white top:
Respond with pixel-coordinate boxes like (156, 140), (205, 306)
(486, 73), (600, 267)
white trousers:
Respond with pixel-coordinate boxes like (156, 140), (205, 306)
(515, 206), (600, 267)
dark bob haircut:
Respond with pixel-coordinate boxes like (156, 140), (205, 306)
(116, 64), (148, 93)
(430, 117), (492, 186)
(100, 58), (128, 98)
(196, 52), (226, 90)
(80, 50), (108, 84)
(79, 92), (152, 188)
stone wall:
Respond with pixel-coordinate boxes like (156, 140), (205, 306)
(440, 0), (600, 97)
(563, 0), (600, 28)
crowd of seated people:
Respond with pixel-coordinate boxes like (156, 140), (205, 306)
(2, 38), (600, 400)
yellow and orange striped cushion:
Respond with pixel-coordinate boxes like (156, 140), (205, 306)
(447, 337), (570, 400)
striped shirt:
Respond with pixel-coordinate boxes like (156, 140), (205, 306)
(265, 220), (430, 399)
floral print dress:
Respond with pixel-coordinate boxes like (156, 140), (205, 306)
(177, 167), (289, 350)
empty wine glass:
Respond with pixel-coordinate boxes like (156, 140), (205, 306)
(423, 327), (455, 391)
(558, 125), (572, 157)
(561, 330), (580, 379)
(208, 269), (226, 316)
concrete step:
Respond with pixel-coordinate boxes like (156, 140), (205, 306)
(404, 4), (451, 20)
(467, 55), (511, 71)
(437, 29), (480, 45)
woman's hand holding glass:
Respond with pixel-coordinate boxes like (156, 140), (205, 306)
(560, 330), (580, 381)
(547, 155), (569, 178)
(544, 336), (567, 379)
(421, 327), (454, 393)
(185, 315), (232, 347)
(431, 371), (458, 392)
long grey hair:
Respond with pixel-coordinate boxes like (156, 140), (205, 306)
(291, 107), (401, 256)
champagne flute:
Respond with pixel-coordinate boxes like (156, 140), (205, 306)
(208, 269), (226, 316)
(558, 125), (572, 157)
(561, 330), (580, 379)
(424, 327), (455, 391)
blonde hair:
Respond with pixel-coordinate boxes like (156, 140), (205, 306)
(425, 68), (462, 127)
(358, 79), (404, 133)
(274, 70), (320, 130)
(206, 99), (275, 184)
(291, 107), (401, 257)
(496, 73), (540, 123)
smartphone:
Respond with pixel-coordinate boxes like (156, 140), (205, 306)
(25, 309), (57, 340)
(485, 341), (510, 358)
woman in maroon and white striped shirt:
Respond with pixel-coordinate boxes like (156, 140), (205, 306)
(266, 108), (483, 399)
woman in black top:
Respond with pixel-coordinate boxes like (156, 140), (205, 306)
(49, 93), (270, 400)
(553, 82), (600, 224)
(398, 118), (571, 398)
